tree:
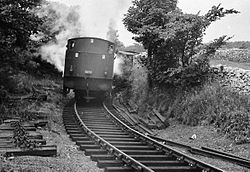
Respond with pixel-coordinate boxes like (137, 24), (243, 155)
(123, 1), (239, 87)
(124, 0), (178, 58)
(0, 0), (44, 71)
(0, 0), (43, 49)
(0, 0), (62, 93)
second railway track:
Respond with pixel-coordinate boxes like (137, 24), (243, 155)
(63, 100), (224, 172)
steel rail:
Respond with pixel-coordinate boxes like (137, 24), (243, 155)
(148, 135), (250, 169)
(103, 102), (224, 172)
(111, 103), (154, 135)
(201, 146), (250, 162)
(74, 102), (154, 172)
(190, 147), (250, 169)
(148, 135), (192, 149)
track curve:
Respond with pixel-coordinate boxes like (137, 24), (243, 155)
(63, 100), (224, 172)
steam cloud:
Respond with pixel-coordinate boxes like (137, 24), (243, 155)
(38, 0), (130, 73)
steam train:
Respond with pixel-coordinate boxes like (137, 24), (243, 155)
(63, 37), (115, 101)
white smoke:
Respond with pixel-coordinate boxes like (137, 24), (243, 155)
(38, 0), (131, 72)
(38, 2), (82, 71)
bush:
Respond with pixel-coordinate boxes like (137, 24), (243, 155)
(128, 78), (250, 144)
(222, 110), (250, 144)
(169, 82), (250, 143)
(113, 74), (131, 93)
(129, 60), (149, 106)
(7, 73), (33, 94)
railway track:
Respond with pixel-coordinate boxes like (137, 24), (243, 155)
(63, 100), (224, 172)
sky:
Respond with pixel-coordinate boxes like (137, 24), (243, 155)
(49, 0), (250, 46)
(178, 0), (250, 43)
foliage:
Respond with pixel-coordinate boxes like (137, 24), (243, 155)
(0, 0), (63, 70)
(169, 82), (250, 144)
(160, 57), (210, 88)
(0, 0), (62, 100)
(126, 64), (250, 144)
(32, 55), (62, 77)
(113, 56), (133, 93)
(123, 0), (178, 57)
(124, 1), (239, 88)
(0, 0), (43, 48)
(7, 73), (33, 94)
(158, 36), (231, 87)
(0, 103), (8, 124)
(128, 58), (149, 107)
(123, 1), (247, 143)
(222, 110), (250, 144)
(113, 74), (131, 93)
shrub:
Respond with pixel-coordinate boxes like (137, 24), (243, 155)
(113, 74), (131, 93)
(129, 79), (250, 144)
(222, 110), (250, 144)
(129, 60), (149, 106)
(170, 82), (250, 143)
(7, 73), (33, 94)
(162, 55), (211, 89)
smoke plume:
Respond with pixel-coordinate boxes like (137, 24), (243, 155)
(38, 2), (81, 71)
(37, 0), (130, 73)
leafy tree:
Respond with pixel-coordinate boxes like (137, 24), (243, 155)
(124, 0), (178, 58)
(0, 0), (44, 71)
(0, 0), (43, 49)
(0, 0), (62, 95)
(124, 1), (239, 88)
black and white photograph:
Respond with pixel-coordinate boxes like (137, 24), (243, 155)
(0, 0), (249, 171)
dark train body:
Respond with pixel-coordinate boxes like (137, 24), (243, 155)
(63, 37), (115, 100)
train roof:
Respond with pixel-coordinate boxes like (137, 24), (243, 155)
(68, 37), (114, 44)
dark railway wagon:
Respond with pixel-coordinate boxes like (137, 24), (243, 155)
(63, 37), (115, 100)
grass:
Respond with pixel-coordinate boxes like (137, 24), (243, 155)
(0, 74), (103, 172)
(168, 82), (250, 143)
(157, 122), (250, 172)
(125, 56), (250, 144)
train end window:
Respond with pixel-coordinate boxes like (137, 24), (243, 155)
(75, 52), (79, 57)
(108, 45), (114, 54)
(68, 41), (75, 49)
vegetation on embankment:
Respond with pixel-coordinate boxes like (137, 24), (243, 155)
(117, 59), (250, 144)
(115, 0), (250, 145)
(0, 0), (63, 123)
(167, 83), (250, 144)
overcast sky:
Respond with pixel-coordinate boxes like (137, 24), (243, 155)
(51, 0), (250, 46)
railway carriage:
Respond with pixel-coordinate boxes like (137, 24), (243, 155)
(63, 37), (115, 101)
